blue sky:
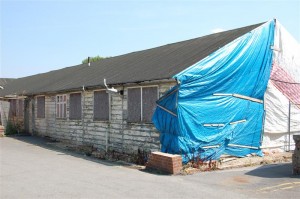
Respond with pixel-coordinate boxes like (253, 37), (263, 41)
(1, 0), (299, 78)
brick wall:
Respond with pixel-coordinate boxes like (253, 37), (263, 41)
(146, 152), (182, 174)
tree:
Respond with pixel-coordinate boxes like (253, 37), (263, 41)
(82, 55), (106, 64)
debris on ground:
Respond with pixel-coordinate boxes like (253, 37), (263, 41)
(181, 151), (292, 175)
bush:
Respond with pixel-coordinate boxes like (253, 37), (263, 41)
(5, 121), (18, 135)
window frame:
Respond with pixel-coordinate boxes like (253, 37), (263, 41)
(56, 94), (67, 119)
(36, 96), (45, 119)
(93, 89), (110, 122)
(127, 85), (158, 123)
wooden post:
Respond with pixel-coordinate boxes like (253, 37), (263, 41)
(292, 135), (300, 175)
(288, 101), (291, 151)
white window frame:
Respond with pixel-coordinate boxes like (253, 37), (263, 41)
(56, 94), (67, 119)
(127, 85), (159, 123)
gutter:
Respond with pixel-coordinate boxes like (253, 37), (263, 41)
(0, 95), (28, 100)
(1, 78), (176, 97)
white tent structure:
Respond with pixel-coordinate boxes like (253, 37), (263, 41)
(263, 21), (300, 151)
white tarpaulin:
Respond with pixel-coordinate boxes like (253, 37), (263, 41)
(263, 21), (300, 149)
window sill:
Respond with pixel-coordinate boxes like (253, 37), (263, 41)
(127, 121), (154, 125)
(69, 119), (82, 121)
(93, 119), (110, 123)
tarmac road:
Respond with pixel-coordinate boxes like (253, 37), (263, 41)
(0, 136), (299, 199)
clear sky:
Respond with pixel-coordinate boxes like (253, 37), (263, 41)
(0, 0), (299, 78)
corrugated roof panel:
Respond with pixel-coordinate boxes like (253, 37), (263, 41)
(0, 22), (263, 96)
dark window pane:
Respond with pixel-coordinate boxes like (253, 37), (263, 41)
(127, 88), (141, 122)
(63, 104), (66, 118)
(18, 99), (24, 117)
(69, 93), (82, 120)
(9, 99), (17, 117)
(142, 87), (158, 122)
(37, 96), (45, 118)
(94, 91), (109, 121)
(60, 104), (63, 118)
(56, 104), (59, 118)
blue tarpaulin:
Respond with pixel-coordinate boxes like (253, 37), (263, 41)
(152, 20), (275, 162)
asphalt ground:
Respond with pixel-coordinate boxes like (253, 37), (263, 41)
(1, 136), (299, 199)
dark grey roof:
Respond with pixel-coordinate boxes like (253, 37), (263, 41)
(0, 78), (15, 87)
(0, 22), (264, 97)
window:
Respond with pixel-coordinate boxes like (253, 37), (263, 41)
(17, 99), (24, 117)
(37, 96), (45, 118)
(127, 86), (158, 123)
(9, 99), (17, 117)
(94, 90), (109, 121)
(128, 88), (141, 122)
(8, 99), (24, 118)
(69, 93), (82, 120)
(142, 87), (158, 122)
(56, 95), (66, 118)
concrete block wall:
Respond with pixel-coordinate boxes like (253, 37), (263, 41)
(33, 81), (176, 156)
(0, 101), (10, 128)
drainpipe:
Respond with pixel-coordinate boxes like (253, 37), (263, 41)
(31, 98), (35, 134)
(82, 86), (86, 145)
(121, 86), (125, 152)
(288, 100), (291, 151)
(106, 92), (111, 153)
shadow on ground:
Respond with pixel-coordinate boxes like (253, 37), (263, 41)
(5, 135), (133, 168)
(245, 163), (299, 178)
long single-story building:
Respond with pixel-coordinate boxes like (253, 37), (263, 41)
(0, 20), (299, 161)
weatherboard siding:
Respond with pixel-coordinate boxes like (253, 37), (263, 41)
(33, 82), (176, 155)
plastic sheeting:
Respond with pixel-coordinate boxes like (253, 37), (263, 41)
(264, 21), (300, 135)
(153, 20), (275, 162)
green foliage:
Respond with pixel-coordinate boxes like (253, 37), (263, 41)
(5, 119), (23, 135)
(82, 55), (106, 64)
(5, 121), (18, 135)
